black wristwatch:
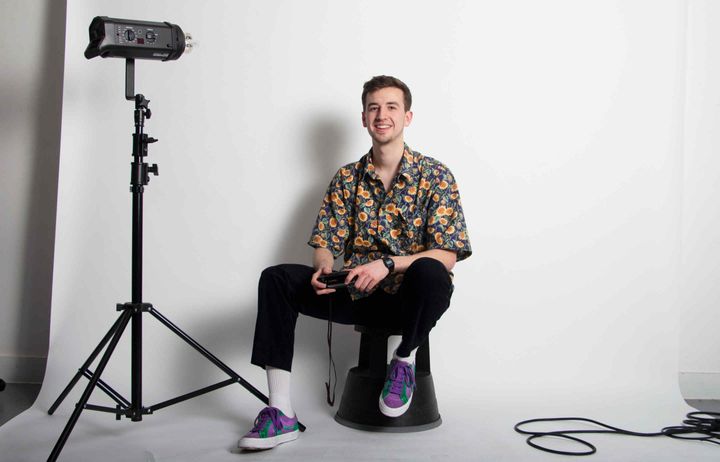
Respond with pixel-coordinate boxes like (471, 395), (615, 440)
(381, 255), (395, 273)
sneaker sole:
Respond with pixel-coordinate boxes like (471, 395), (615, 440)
(378, 393), (413, 418)
(237, 429), (299, 450)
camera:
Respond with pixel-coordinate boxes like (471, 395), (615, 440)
(318, 271), (356, 289)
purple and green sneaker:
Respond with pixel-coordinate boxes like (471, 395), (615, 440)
(379, 358), (416, 417)
(237, 406), (299, 450)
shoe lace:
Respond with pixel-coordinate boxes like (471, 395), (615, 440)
(251, 407), (282, 433)
(388, 361), (416, 395)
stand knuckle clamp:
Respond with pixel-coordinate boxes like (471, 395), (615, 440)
(127, 407), (151, 420)
(116, 302), (154, 313)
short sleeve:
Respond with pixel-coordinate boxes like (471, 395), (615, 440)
(308, 168), (353, 257)
(423, 167), (472, 261)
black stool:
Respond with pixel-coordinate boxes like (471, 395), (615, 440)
(334, 325), (441, 432)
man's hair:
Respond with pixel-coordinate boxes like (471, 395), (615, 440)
(362, 75), (412, 112)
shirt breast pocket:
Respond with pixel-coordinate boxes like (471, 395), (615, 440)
(396, 206), (424, 253)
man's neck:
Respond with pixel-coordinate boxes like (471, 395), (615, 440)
(371, 139), (405, 174)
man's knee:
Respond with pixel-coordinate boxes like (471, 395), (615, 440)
(260, 264), (284, 286)
(401, 258), (453, 321)
(259, 264), (312, 301)
(406, 257), (447, 278)
(258, 264), (298, 295)
(404, 257), (451, 289)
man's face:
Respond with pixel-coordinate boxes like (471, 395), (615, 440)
(362, 87), (413, 146)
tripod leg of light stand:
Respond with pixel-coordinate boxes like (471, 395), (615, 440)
(48, 313), (127, 415)
(48, 309), (133, 462)
(147, 307), (307, 432)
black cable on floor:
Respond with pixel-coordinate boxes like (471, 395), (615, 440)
(514, 412), (720, 456)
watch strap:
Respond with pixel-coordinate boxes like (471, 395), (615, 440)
(382, 255), (395, 273)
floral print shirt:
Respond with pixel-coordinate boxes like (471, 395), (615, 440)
(309, 145), (472, 299)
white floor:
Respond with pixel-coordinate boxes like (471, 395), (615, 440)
(1, 383), (718, 462)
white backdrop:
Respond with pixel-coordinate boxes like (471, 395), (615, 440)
(679, 0), (720, 400)
(3, 0), (718, 461)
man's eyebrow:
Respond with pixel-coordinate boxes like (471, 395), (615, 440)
(367, 101), (400, 107)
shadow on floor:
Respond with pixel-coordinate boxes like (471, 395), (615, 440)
(0, 383), (42, 427)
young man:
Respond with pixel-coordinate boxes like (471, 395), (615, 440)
(238, 76), (472, 450)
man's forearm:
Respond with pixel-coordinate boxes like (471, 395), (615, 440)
(313, 247), (335, 271)
(390, 249), (456, 273)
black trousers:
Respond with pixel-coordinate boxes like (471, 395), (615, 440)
(251, 257), (453, 372)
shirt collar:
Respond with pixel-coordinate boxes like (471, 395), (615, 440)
(362, 144), (420, 183)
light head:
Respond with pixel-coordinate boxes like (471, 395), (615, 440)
(84, 16), (193, 61)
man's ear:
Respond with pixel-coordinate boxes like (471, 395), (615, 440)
(405, 111), (414, 127)
(361, 112), (367, 128)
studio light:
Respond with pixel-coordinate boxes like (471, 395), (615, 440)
(45, 16), (298, 462)
(84, 16), (194, 61)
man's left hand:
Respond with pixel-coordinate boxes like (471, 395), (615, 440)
(345, 259), (390, 293)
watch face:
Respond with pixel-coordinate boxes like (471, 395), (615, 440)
(383, 257), (394, 271)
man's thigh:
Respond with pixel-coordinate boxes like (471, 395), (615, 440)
(264, 263), (360, 323)
(302, 288), (402, 328)
(270, 265), (413, 328)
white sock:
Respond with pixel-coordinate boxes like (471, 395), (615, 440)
(266, 367), (294, 417)
(393, 346), (418, 365)
(387, 335), (402, 363)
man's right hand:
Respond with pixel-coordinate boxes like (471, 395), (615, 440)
(311, 266), (337, 295)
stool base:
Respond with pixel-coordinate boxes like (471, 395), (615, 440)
(334, 366), (441, 433)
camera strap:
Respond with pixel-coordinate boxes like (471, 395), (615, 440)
(325, 294), (337, 406)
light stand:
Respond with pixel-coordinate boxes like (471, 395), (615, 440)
(46, 59), (305, 462)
